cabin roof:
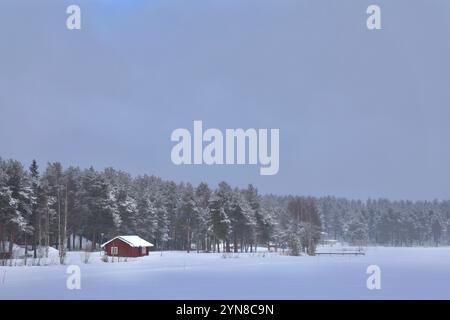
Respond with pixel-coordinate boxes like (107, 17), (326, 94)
(101, 235), (154, 248)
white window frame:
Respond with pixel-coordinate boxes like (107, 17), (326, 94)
(111, 246), (118, 255)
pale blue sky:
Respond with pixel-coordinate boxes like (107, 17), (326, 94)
(1, 0), (450, 200)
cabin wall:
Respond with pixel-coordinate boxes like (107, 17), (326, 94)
(104, 239), (136, 257)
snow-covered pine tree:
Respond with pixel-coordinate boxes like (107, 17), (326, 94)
(208, 182), (233, 252)
(134, 191), (156, 243)
(229, 189), (255, 253)
(178, 183), (199, 253)
(29, 160), (40, 258)
(0, 158), (16, 255)
(287, 196), (321, 255)
(344, 209), (368, 247)
(153, 188), (169, 251)
(79, 167), (116, 251)
(163, 181), (180, 250)
(243, 184), (262, 252)
(195, 182), (212, 252)
(43, 162), (64, 260)
(61, 166), (82, 253)
(3, 160), (32, 257)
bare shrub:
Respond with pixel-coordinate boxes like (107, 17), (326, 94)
(82, 250), (91, 264)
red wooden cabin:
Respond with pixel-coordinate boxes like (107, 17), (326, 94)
(101, 235), (154, 257)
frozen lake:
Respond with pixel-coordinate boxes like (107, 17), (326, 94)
(1, 246), (449, 299)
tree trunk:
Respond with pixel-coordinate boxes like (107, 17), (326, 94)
(57, 186), (61, 251)
(187, 224), (191, 253)
(24, 234), (28, 265)
(0, 224), (5, 253)
(25, 234), (28, 255)
(64, 186), (68, 251)
(45, 205), (50, 258)
(33, 234), (37, 259)
(92, 231), (96, 251)
(8, 231), (14, 254)
(38, 209), (41, 256)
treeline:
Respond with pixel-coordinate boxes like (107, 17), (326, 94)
(0, 157), (322, 262)
(264, 195), (450, 247)
(321, 197), (450, 246)
(1, 157), (448, 263)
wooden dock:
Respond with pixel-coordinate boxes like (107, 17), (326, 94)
(315, 252), (365, 256)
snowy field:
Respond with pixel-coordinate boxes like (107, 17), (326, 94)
(1, 246), (449, 300)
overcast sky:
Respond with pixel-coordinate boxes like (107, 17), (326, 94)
(1, 0), (450, 200)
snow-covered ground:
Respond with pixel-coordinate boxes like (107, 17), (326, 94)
(1, 246), (449, 299)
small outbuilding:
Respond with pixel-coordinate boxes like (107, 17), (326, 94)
(101, 235), (154, 257)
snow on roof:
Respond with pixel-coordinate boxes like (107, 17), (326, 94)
(101, 235), (154, 248)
